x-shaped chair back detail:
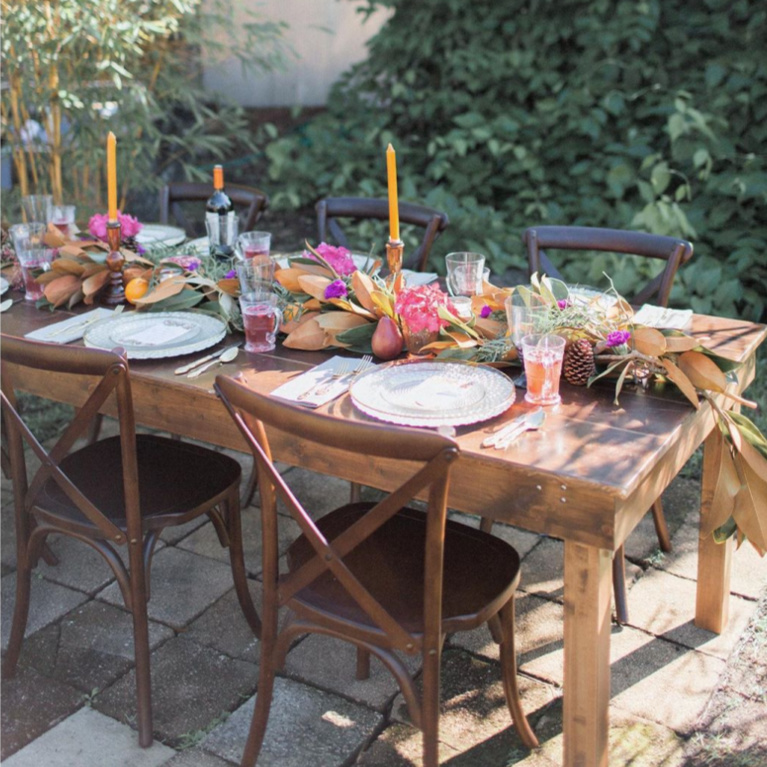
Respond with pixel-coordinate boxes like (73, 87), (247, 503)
(1, 337), (138, 545)
(524, 226), (693, 307)
(215, 374), (458, 653)
(316, 197), (449, 272)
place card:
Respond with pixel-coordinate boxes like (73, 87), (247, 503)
(632, 304), (693, 330)
(25, 308), (116, 344)
(116, 319), (192, 347)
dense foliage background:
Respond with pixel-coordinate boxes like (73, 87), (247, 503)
(264, 0), (766, 321)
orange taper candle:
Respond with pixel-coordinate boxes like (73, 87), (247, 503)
(107, 132), (118, 222)
(386, 143), (399, 242)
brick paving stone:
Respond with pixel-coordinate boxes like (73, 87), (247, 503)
(201, 676), (383, 767)
(355, 722), (461, 766)
(449, 592), (564, 667)
(36, 533), (119, 594)
(1, 495), (18, 570)
(624, 568), (757, 661)
(2, 707), (176, 767)
(176, 510), (299, 578)
(1, 573), (88, 650)
(660, 508), (767, 600)
(283, 632), (421, 710)
(97, 546), (234, 629)
(183, 586), (262, 664)
(390, 650), (557, 753)
(280, 466), (356, 518)
(160, 748), (237, 766)
(18, 600), (174, 693)
(94, 635), (257, 745)
(0, 663), (84, 759)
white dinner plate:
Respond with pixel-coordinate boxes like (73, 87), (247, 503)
(0, 276), (9, 296)
(350, 361), (515, 427)
(136, 224), (186, 249)
(567, 285), (617, 310)
(84, 311), (226, 359)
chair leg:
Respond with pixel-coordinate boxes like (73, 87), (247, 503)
(128, 542), (154, 748)
(355, 646), (371, 680)
(612, 545), (629, 625)
(420, 638), (442, 767)
(2, 559), (33, 677)
(241, 640), (278, 767)
(651, 499), (672, 552)
(225, 495), (262, 639)
(497, 600), (539, 749)
(241, 462), (258, 508)
(349, 482), (362, 504)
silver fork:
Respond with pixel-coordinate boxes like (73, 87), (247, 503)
(351, 354), (373, 378)
(298, 359), (354, 400)
(46, 305), (124, 338)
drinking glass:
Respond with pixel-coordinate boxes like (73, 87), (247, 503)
(521, 333), (566, 406)
(505, 291), (550, 348)
(450, 296), (473, 319)
(236, 258), (275, 295)
(236, 231), (271, 262)
(22, 195), (53, 224)
(51, 205), (76, 237)
(239, 291), (281, 353)
(16, 247), (55, 302)
(205, 215), (238, 256)
(9, 222), (47, 253)
(445, 252), (485, 297)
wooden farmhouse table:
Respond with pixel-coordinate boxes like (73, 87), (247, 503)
(3, 298), (766, 767)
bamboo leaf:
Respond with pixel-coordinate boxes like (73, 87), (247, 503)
(316, 312), (371, 331)
(275, 267), (310, 293)
(82, 270), (111, 303)
(280, 309), (318, 335)
(351, 271), (379, 315)
(678, 350), (728, 391)
(43, 274), (80, 308)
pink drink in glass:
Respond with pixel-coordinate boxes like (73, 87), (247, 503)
(522, 334), (566, 405)
(243, 245), (269, 260)
(20, 261), (47, 301)
(240, 294), (280, 352)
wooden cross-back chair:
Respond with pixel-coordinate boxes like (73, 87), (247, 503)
(214, 375), (538, 767)
(523, 226), (694, 622)
(159, 181), (269, 237)
(316, 196), (449, 272)
(0, 336), (260, 748)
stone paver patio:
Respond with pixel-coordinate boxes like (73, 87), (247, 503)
(2, 436), (766, 766)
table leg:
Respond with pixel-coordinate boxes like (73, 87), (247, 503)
(695, 431), (733, 633)
(563, 541), (612, 767)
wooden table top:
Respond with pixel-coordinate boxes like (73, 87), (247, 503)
(4, 298), (765, 551)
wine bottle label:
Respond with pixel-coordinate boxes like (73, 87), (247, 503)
(205, 211), (237, 248)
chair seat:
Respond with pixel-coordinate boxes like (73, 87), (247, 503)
(286, 504), (521, 636)
(36, 434), (241, 531)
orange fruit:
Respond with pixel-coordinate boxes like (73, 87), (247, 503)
(125, 277), (149, 304)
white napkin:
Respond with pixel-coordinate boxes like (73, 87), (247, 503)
(401, 270), (438, 286)
(271, 356), (360, 409)
(25, 308), (116, 344)
(632, 304), (693, 330)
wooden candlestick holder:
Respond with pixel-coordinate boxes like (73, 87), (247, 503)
(385, 238), (404, 286)
(101, 222), (127, 305)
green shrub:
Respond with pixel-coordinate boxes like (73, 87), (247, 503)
(265, 0), (766, 320)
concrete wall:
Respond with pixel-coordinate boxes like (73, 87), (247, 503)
(202, 0), (389, 107)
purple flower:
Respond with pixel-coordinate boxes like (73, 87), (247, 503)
(224, 269), (237, 279)
(557, 299), (571, 309)
(480, 304), (492, 318)
(162, 255), (201, 272)
(606, 330), (631, 347)
(324, 279), (348, 299)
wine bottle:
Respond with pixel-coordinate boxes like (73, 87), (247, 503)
(205, 165), (236, 258)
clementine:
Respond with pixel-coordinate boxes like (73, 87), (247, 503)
(125, 277), (149, 304)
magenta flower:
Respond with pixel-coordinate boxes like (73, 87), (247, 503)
(324, 279), (348, 299)
(306, 243), (357, 277)
(557, 299), (571, 309)
(606, 330), (631, 347)
(480, 304), (492, 319)
(224, 269), (237, 279)
(88, 211), (143, 240)
(163, 255), (201, 272)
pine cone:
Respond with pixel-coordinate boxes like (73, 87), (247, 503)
(563, 338), (596, 386)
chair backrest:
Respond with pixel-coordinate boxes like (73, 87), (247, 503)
(0, 336), (138, 545)
(159, 182), (269, 237)
(523, 226), (694, 307)
(214, 374), (460, 653)
(316, 197), (449, 272)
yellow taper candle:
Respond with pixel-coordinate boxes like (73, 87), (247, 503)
(386, 143), (399, 242)
(107, 132), (117, 222)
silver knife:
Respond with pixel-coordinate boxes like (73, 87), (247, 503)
(174, 343), (239, 375)
(481, 412), (530, 448)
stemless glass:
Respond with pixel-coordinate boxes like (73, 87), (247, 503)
(22, 194), (53, 224)
(505, 291), (550, 348)
(236, 231), (271, 262)
(445, 252), (485, 297)
(521, 333), (566, 405)
(51, 205), (77, 237)
(16, 247), (55, 301)
(239, 291), (281, 353)
(236, 257), (275, 295)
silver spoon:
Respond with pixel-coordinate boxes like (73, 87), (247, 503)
(187, 345), (240, 378)
(175, 342), (240, 375)
(496, 408), (546, 449)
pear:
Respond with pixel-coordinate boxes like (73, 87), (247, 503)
(371, 316), (403, 360)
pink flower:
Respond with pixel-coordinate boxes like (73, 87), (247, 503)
(606, 330), (631, 347)
(480, 304), (492, 318)
(395, 284), (454, 334)
(324, 279), (348, 299)
(88, 211), (143, 240)
(557, 299), (571, 309)
(306, 242), (357, 277)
